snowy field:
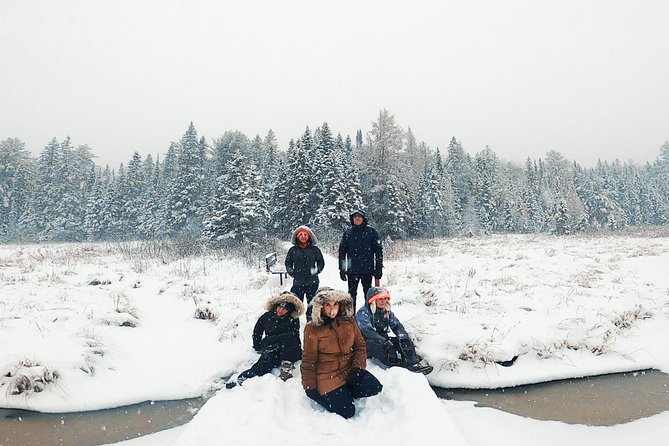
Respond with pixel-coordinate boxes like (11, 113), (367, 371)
(1, 231), (669, 445)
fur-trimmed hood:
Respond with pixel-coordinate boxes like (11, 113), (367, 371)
(309, 288), (355, 326)
(264, 292), (305, 319)
(291, 225), (318, 246)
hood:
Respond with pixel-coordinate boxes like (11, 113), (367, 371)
(264, 292), (305, 319)
(291, 225), (318, 246)
(309, 288), (354, 326)
(365, 286), (391, 314)
(349, 209), (368, 226)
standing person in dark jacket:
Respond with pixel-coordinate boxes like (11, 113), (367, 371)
(285, 225), (325, 322)
(229, 292), (304, 387)
(356, 287), (433, 374)
(338, 210), (383, 309)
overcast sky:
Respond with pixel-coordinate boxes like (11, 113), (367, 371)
(2, 0), (668, 169)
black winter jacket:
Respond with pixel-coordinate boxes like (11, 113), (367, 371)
(252, 310), (301, 352)
(285, 225), (325, 284)
(338, 212), (383, 276)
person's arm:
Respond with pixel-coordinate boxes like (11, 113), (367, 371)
(315, 247), (325, 275)
(284, 247), (295, 276)
(356, 307), (388, 346)
(300, 325), (318, 391)
(252, 313), (269, 352)
(372, 228), (383, 278)
(351, 320), (367, 370)
(338, 231), (348, 272)
(389, 312), (409, 338)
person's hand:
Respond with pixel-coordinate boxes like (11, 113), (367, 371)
(374, 270), (382, 280)
(347, 367), (364, 385)
(339, 271), (347, 281)
(305, 388), (319, 400)
(382, 340), (394, 353)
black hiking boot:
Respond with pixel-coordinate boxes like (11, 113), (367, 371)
(279, 361), (294, 381)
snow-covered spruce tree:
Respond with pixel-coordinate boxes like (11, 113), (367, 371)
(203, 147), (269, 247)
(22, 137), (88, 241)
(314, 137), (351, 232)
(85, 166), (112, 240)
(0, 138), (34, 241)
(281, 127), (319, 229)
(472, 146), (500, 233)
(415, 149), (456, 237)
(268, 140), (292, 237)
(136, 154), (163, 239)
(445, 136), (473, 234)
(357, 109), (410, 237)
(260, 129), (281, 191)
(165, 123), (206, 237)
(341, 134), (364, 213)
(116, 151), (144, 239)
(521, 157), (545, 233)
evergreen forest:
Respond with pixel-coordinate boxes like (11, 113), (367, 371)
(1, 110), (668, 248)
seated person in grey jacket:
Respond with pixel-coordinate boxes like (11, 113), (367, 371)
(355, 287), (432, 375)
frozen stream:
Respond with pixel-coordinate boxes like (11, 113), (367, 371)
(2, 370), (668, 446)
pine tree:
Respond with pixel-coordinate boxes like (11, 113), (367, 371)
(0, 138), (34, 241)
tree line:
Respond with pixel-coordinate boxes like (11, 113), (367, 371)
(1, 109), (668, 247)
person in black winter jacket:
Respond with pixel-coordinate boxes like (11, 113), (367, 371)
(234, 292), (305, 386)
(285, 225), (325, 321)
(338, 210), (383, 309)
(356, 287), (433, 375)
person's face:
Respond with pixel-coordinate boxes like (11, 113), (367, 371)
(352, 214), (364, 226)
(275, 306), (289, 317)
(297, 231), (310, 243)
(322, 300), (339, 318)
(375, 297), (389, 309)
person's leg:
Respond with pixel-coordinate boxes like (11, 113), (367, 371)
(347, 275), (361, 309)
(366, 338), (400, 368)
(315, 385), (356, 419)
(280, 334), (302, 363)
(396, 333), (419, 365)
(348, 369), (383, 399)
(290, 283), (306, 303)
(239, 345), (281, 380)
(304, 281), (319, 322)
(360, 275), (373, 302)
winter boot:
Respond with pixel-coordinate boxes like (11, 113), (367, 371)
(279, 361), (294, 381)
(409, 360), (433, 375)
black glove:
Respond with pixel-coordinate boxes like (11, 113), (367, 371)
(382, 340), (394, 353)
(347, 367), (364, 386)
(305, 389), (320, 401)
(253, 343), (261, 353)
(339, 271), (347, 281)
(374, 270), (383, 280)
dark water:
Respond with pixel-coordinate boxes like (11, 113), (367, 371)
(2, 370), (668, 445)
(0, 398), (205, 446)
(434, 369), (669, 426)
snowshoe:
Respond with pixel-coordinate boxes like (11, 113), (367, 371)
(279, 361), (294, 381)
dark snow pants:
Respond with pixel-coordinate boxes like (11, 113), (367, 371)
(367, 334), (419, 369)
(290, 281), (319, 321)
(306, 369), (383, 419)
(347, 274), (372, 310)
(239, 335), (301, 380)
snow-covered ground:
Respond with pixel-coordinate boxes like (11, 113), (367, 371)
(1, 232), (669, 445)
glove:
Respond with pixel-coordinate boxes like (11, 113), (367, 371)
(374, 270), (382, 280)
(347, 367), (364, 386)
(305, 388), (320, 401)
(382, 340), (394, 353)
(339, 271), (347, 281)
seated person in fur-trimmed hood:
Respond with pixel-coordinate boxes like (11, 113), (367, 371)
(300, 288), (382, 419)
(231, 292), (304, 387)
(356, 287), (433, 375)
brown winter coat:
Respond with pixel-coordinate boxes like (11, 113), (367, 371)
(300, 289), (367, 395)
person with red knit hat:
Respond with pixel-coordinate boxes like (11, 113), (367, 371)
(356, 286), (433, 374)
(284, 225), (324, 322)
